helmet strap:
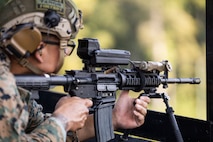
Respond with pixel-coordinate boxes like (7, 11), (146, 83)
(19, 58), (44, 74)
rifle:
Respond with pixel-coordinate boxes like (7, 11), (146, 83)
(15, 38), (201, 142)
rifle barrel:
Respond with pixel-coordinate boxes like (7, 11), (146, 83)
(161, 78), (201, 84)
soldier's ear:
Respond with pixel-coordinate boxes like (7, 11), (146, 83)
(34, 43), (44, 63)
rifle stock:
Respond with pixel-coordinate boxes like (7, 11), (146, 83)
(15, 38), (201, 142)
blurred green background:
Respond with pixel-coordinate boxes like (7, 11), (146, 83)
(55, 0), (206, 120)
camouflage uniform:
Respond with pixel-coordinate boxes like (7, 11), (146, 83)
(0, 49), (65, 141)
(0, 0), (82, 141)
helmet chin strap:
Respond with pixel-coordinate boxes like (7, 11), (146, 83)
(18, 49), (65, 75)
(19, 58), (44, 74)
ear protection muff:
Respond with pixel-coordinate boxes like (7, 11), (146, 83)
(0, 22), (44, 74)
(0, 22), (42, 58)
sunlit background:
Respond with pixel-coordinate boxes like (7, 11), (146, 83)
(54, 0), (206, 120)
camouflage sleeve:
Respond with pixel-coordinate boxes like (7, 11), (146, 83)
(26, 117), (66, 142)
(0, 52), (66, 142)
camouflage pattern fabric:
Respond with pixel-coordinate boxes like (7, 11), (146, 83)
(0, 49), (65, 142)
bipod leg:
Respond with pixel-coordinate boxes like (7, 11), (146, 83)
(161, 93), (184, 142)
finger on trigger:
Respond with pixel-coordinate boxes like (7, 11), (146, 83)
(84, 99), (93, 107)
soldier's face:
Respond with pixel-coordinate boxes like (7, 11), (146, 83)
(41, 43), (65, 73)
(38, 34), (72, 74)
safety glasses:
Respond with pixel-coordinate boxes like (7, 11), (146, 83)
(43, 40), (75, 56)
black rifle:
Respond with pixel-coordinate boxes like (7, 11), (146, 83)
(15, 38), (200, 142)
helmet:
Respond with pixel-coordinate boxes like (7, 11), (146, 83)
(0, 0), (83, 39)
(0, 0), (83, 74)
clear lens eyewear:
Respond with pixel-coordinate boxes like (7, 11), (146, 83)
(43, 40), (75, 56)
